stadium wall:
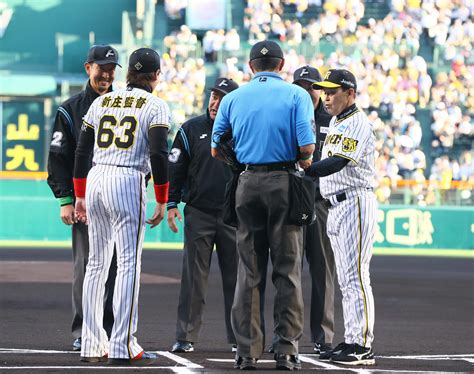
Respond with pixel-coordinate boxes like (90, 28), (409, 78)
(0, 180), (472, 255)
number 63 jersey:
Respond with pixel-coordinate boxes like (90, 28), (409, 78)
(82, 86), (170, 174)
(320, 106), (376, 198)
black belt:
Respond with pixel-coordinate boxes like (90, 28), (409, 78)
(323, 192), (347, 208)
(245, 162), (295, 172)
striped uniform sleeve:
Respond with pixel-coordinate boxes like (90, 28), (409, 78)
(334, 114), (370, 165)
(149, 99), (170, 130)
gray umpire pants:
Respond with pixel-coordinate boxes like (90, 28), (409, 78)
(175, 204), (238, 344)
(72, 222), (116, 339)
(304, 199), (336, 345)
(232, 170), (304, 358)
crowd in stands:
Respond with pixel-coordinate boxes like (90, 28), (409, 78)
(156, 0), (472, 205)
(156, 48), (206, 141)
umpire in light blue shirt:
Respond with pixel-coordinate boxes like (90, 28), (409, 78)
(211, 40), (315, 371)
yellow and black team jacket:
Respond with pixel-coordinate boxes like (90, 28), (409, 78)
(167, 111), (233, 212)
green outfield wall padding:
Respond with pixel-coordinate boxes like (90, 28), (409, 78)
(0, 180), (473, 250)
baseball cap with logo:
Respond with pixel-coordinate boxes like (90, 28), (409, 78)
(86, 45), (121, 66)
(210, 77), (239, 95)
(293, 65), (322, 84)
(128, 48), (161, 73)
(249, 40), (284, 61)
(313, 69), (357, 91)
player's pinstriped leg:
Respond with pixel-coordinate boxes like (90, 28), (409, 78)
(357, 195), (376, 347)
(326, 194), (375, 348)
(106, 171), (146, 359)
(81, 167), (114, 359)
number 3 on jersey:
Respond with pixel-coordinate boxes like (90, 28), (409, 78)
(97, 115), (137, 149)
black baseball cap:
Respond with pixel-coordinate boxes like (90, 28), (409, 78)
(210, 77), (239, 95)
(293, 65), (322, 84)
(86, 45), (121, 66)
(249, 40), (284, 61)
(128, 48), (161, 73)
(313, 69), (357, 91)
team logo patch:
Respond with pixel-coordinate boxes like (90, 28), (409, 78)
(134, 62), (143, 71)
(168, 148), (181, 163)
(342, 137), (358, 152)
(260, 47), (269, 55)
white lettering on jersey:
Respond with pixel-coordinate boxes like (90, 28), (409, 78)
(169, 148), (181, 163)
(50, 131), (63, 147)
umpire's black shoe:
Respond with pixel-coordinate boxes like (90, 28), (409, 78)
(331, 343), (375, 366)
(72, 338), (81, 351)
(108, 351), (157, 366)
(314, 342), (332, 355)
(319, 342), (348, 361)
(234, 355), (258, 370)
(80, 354), (108, 363)
(275, 354), (302, 370)
(171, 341), (194, 353)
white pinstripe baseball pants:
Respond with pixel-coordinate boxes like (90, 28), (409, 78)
(81, 165), (146, 359)
(326, 191), (376, 348)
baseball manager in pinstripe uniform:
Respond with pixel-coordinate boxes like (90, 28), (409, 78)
(74, 48), (170, 366)
(306, 69), (377, 366)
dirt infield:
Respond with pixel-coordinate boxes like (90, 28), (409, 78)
(1, 248), (473, 373)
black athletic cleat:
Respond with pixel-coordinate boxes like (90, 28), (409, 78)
(171, 341), (194, 353)
(108, 351), (157, 366)
(313, 342), (332, 355)
(319, 342), (349, 361)
(331, 343), (375, 366)
(275, 354), (302, 370)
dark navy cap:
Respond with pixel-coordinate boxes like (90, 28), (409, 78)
(313, 69), (357, 91)
(293, 65), (322, 84)
(128, 48), (161, 73)
(86, 45), (121, 66)
(210, 77), (239, 95)
(249, 40), (284, 61)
